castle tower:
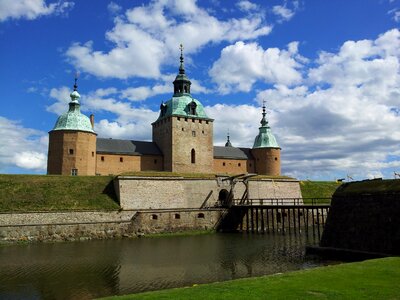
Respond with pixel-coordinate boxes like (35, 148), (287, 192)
(47, 79), (97, 175)
(152, 45), (214, 173)
(251, 103), (281, 176)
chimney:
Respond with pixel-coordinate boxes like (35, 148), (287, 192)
(90, 114), (94, 130)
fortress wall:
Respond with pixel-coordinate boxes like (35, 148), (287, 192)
(115, 176), (302, 210)
(0, 210), (137, 242)
(130, 210), (223, 234)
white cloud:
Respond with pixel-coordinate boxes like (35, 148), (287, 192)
(209, 41), (304, 94)
(107, 2), (121, 15)
(66, 0), (272, 79)
(236, 1), (258, 12)
(388, 8), (400, 22)
(0, 117), (48, 172)
(47, 86), (71, 114)
(254, 29), (400, 180)
(13, 151), (47, 170)
(272, 1), (299, 23)
(0, 0), (74, 22)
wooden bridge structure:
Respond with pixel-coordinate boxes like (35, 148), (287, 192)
(214, 174), (331, 237)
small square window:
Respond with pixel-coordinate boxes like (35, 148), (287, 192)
(69, 149), (74, 155)
(101, 156), (105, 161)
(223, 162), (226, 166)
(174, 213), (180, 219)
(206, 121), (209, 124)
(177, 117), (180, 121)
(120, 157), (123, 162)
(238, 163), (241, 167)
(71, 169), (78, 176)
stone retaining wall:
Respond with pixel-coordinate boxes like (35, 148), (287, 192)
(115, 176), (302, 210)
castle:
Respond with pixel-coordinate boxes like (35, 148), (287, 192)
(47, 47), (281, 176)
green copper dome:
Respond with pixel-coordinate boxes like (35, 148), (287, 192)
(253, 105), (280, 149)
(155, 44), (212, 122)
(156, 95), (211, 121)
(51, 86), (95, 133)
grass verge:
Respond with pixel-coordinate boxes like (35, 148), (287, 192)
(0, 174), (119, 212)
(300, 181), (341, 204)
(102, 257), (400, 300)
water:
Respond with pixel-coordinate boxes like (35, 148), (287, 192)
(0, 232), (334, 299)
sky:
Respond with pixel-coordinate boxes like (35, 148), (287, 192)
(0, 0), (399, 180)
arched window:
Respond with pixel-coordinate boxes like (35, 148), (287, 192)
(191, 149), (195, 164)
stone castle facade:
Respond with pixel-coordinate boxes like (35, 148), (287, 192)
(47, 48), (281, 176)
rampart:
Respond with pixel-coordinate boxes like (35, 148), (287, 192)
(114, 176), (302, 210)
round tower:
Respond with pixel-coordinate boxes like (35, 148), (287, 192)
(47, 79), (97, 175)
(251, 103), (281, 176)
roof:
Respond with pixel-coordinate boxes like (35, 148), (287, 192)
(51, 90), (95, 133)
(253, 126), (280, 148)
(155, 95), (212, 121)
(213, 146), (253, 160)
(96, 138), (162, 156)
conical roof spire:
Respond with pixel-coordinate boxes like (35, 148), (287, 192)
(173, 43), (191, 96)
(252, 101), (280, 149)
(260, 100), (268, 127)
(179, 44), (185, 74)
(225, 130), (233, 147)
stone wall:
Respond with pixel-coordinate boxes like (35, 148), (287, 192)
(0, 210), (137, 242)
(131, 209), (223, 234)
(115, 176), (302, 210)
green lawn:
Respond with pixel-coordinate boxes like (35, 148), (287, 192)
(102, 257), (400, 300)
(0, 174), (119, 212)
(300, 181), (341, 204)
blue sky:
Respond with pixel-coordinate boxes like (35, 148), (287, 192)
(0, 0), (399, 180)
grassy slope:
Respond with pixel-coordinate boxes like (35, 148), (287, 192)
(300, 181), (341, 203)
(103, 257), (400, 300)
(0, 175), (119, 212)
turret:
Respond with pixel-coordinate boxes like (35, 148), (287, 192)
(152, 44), (214, 173)
(47, 78), (97, 175)
(251, 102), (281, 176)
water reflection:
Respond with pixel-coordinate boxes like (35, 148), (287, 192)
(0, 232), (331, 299)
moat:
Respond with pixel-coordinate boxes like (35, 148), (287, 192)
(0, 232), (336, 299)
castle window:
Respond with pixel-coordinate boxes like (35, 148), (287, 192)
(199, 120), (202, 124)
(191, 149), (196, 164)
(92, 152), (94, 157)
(275, 157), (278, 161)
(192, 118), (195, 122)
(206, 121), (209, 124)
(223, 162), (226, 166)
(69, 149), (74, 155)
(197, 213), (205, 219)
(185, 118), (188, 122)
(154, 159), (157, 164)
(71, 169), (78, 176)
(238, 163), (241, 167)
(182, 128), (184, 131)
(177, 117), (180, 121)
(192, 131), (196, 137)
(120, 157), (123, 162)
(174, 213), (181, 219)
(151, 214), (158, 220)
(202, 130), (204, 134)
(184, 86), (188, 93)
(189, 101), (197, 115)
(101, 156), (105, 162)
